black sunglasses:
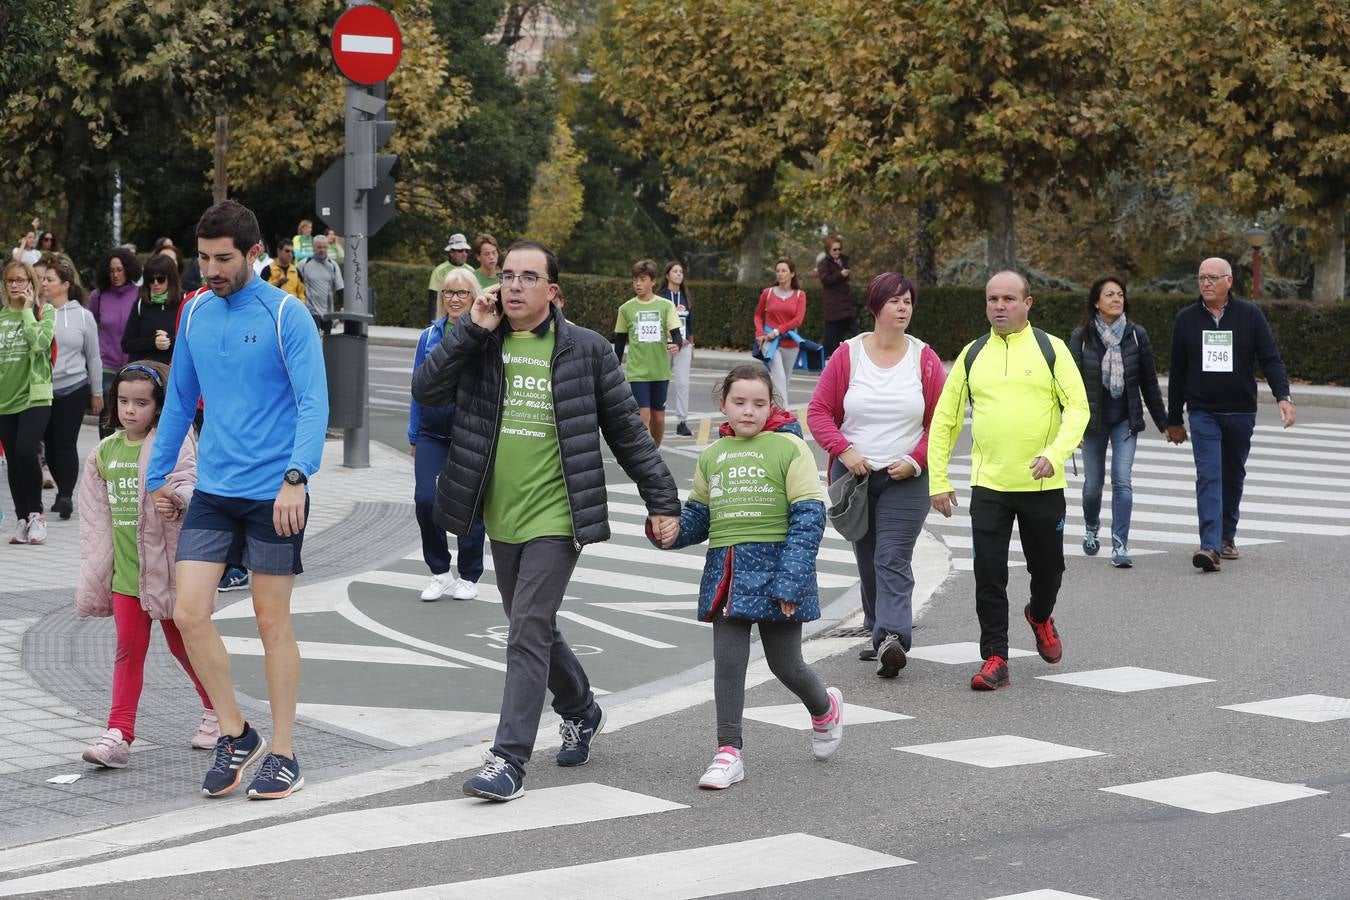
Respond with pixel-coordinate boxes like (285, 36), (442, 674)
(149, 275), (169, 284)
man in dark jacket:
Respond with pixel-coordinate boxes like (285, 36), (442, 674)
(411, 240), (680, 803)
(1166, 257), (1295, 572)
(817, 235), (856, 357)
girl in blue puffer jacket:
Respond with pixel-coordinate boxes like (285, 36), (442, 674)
(651, 364), (842, 790)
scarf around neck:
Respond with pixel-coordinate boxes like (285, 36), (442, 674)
(1093, 314), (1127, 399)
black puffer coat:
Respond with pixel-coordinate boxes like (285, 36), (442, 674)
(1069, 320), (1168, 436)
(410, 304), (680, 544)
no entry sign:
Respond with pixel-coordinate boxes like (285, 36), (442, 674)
(331, 5), (402, 85)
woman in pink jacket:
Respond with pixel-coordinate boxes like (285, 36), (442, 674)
(76, 360), (217, 768)
(807, 273), (946, 679)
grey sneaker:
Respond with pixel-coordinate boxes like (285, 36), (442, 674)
(82, 728), (130, 768)
(876, 633), (907, 678)
(1111, 539), (1133, 568)
(1082, 526), (1100, 556)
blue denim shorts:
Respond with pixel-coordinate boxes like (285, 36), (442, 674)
(178, 490), (308, 576)
(629, 379), (669, 411)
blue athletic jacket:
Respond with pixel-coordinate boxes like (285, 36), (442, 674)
(146, 275), (328, 499)
(408, 317), (456, 444)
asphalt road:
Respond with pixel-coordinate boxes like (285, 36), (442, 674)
(3, 346), (1347, 899)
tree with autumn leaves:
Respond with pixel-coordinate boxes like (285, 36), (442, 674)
(596, 0), (1346, 298)
(1124, 0), (1349, 303)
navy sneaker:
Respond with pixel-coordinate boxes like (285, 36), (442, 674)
(218, 567), (251, 592)
(247, 752), (305, 800)
(462, 752), (525, 802)
(202, 724), (268, 797)
(556, 703), (606, 767)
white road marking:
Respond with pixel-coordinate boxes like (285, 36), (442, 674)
(1218, 694), (1350, 722)
(897, 735), (1105, 768)
(342, 832), (914, 899)
(0, 784), (686, 895)
(743, 703), (912, 730)
(588, 601), (710, 629)
(295, 703), (498, 747)
(1036, 666), (1214, 693)
(904, 643), (1039, 665)
(221, 637), (466, 669)
(1101, 771), (1327, 814)
(556, 611), (677, 649)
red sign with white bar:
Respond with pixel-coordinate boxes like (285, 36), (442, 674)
(331, 5), (402, 85)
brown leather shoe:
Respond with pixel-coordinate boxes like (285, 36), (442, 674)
(1220, 540), (1240, 560)
(1192, 548), (1221, 572)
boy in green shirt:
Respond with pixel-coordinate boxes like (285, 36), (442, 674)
(612, 258), (682, 447)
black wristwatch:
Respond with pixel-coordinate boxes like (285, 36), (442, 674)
(284, 468), (308, 486)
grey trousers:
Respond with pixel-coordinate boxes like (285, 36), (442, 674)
(833, 460), (931, 651)
(713, 617), (829, 750)
(489, 537), (594, 772)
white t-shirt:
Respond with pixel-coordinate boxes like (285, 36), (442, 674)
(840, 335), (926, 471)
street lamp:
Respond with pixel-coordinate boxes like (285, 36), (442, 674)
(1243, 222), (1270, 300)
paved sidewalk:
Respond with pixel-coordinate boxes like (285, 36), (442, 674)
(0, 424), (418, 843)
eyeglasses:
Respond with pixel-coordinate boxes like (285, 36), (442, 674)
(499, 272), (544, 288)
(149, 275), (169, 284)
(5, 277), (29, 286)
(439, 288), (473, 301)
(1197, 274), (1230, 284)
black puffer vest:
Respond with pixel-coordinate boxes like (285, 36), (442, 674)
(1069, 321), (1169, 436)
(410, 305), (680, 544)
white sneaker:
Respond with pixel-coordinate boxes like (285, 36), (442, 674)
(420, 572), (455, 602)
(9, 516), (30, 544)
(25, 514), (47, 544)
(698, 745), (745, 790)
(811, 687), (843, 760)
(451, 578), (479, 601)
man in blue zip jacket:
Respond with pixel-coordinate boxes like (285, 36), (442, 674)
(1165, 257), (1295, 573)
(148, 200), (329, 800)
(412, 240), (680, 803)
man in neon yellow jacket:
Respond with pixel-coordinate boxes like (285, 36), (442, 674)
(928, 271), (1089, 692)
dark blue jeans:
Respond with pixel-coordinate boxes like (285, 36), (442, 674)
(1187, 410), (1255, 552)
(1080, 418), (1136, 550)
(413, 436), (485, 579)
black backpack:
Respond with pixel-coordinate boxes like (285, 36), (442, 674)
(962, 326), (1061, 411)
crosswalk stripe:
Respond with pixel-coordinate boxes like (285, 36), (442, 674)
(936, 535), (1166, 557)
(221, 637), (468, 669)
(556, 610), (677, 649)
(927, 505), (1348, 536)
(0, 784), (687, 896)
(949, 459), (1350, 492)
(341, 832), (914, 899)
(589, 601), (711, 629)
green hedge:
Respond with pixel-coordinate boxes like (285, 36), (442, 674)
(371, 262), (1349, 385)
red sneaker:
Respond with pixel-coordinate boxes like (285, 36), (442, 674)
(1024, 604), (1063, 663)
(970, 655), (1010, 691)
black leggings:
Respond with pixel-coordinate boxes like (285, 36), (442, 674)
(0, 406), (53, 519)
(44, 385), (90, 500)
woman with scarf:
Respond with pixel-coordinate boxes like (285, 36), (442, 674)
(120, 254), (183, 367)
(1069, 277), (1167, 569)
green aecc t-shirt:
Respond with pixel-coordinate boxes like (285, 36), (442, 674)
(98, 433), (145, 597)
(482, 326), (574, 543)
(690, 430), (824, 549)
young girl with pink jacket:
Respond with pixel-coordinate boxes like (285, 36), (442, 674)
(76, 361), (217, 768)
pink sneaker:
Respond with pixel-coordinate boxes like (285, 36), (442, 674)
(192, 710), (220, 750)
(698, 745), (745, 790)
(82, 728), (130, 768)
(811, 687), (843, 760)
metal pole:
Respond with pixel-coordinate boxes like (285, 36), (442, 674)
(342, 81), (371, 468)
(1251, 247), (1263, 300)
(213, 115), (229, 203)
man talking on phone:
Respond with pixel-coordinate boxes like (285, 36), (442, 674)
(412, 240), (680, 802)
